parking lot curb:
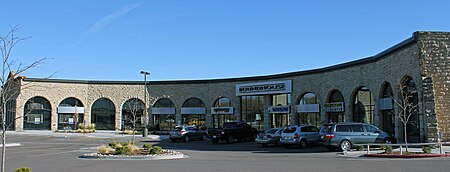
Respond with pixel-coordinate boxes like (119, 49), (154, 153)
(78, 153), (187, 160)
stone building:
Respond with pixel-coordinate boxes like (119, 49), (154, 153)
(9, 31), (450, 142)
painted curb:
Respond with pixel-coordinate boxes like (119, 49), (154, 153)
(364, 154), (450, 158)
(79, 153), (187, 160)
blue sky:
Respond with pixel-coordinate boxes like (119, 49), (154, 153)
(1, 1), (449, 81)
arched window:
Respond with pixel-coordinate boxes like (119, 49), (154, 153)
(326, 90), (345, 123)
(380, 82), (395, 135)
(24, 96), (51, 130)
(57, 98), (84, 130)
(181, 98), (206, 129)
(298, 93), (320, 127)
(152, 98), (176, 131)
(352, 87), (374, 124)
(212, 97), (235, 128)
(122, 98), (144, 131)
(91, 98), (115, 130)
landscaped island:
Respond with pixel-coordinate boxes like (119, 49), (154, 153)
(79, 142), (185, 160)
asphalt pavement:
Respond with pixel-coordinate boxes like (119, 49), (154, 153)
(2, 131), (450, 172)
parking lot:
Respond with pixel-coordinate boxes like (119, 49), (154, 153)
(2, 132), (450, 172)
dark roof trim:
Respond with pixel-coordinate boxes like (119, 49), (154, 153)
(23, 33), (418, 85)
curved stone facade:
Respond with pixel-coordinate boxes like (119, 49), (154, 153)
(11, 31), (450, 142)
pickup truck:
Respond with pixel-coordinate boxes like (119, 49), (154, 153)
(206, 122), (258, 144)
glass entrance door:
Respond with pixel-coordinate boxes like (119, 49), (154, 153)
(271, 114), (289, 128)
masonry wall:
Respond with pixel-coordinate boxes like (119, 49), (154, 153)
(15, 32), (448, 143)
(417, 32), (450, 142)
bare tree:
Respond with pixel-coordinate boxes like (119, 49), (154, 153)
(1, 25), (48, 172)
(392, 84), (419, 152)
(123, 98), (144, 143)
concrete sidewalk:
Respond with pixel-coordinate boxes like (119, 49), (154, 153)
(5, 130), (169, 140)
(340, 146), (450, 158)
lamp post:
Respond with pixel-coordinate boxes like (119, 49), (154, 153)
(140, 70), (150, 137)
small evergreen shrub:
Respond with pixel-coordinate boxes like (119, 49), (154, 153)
(15, 167), (31, 172)
(422, 146), (432, 154)
(149, 146), (163, 155)
(382, 145), (393, 154)
(143, 144), (152, 150)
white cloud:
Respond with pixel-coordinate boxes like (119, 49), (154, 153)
(77, 3), (141, 45)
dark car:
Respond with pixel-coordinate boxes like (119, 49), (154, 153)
(318, 123), (397, 151)
(206, 122), (258, 144)
(169, 125), (206, 142)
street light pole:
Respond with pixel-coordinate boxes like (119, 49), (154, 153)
(140, 70), (150, 137)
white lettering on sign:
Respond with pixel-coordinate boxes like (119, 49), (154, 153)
(268, 106), (290, 114)
(323, 102), (344, 112)
(211, 107), (234, 114)
(236, 80), (292, 96)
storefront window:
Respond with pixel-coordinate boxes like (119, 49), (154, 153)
(122, 98), (144, 131)
(380, 82), (395, 135)
(241, 95), (264, 131)
(213, 97), (236, 128)
(352, 87), (374, 123)
(298, 93), (320, 127)
(327, 90), (344, 123)
(182, 98), (206, 129)
(24, 97), (51, 130)
(91, 98), (115, 130)
(270, 94), (291, 128)
(153, 98), (176, 131)
(58, 98), (84, 130)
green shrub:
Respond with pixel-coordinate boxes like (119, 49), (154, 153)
(78, 123), (85, 129)
(115, 146), (131, 155)
(15, 167), (31, 172)
(382, 145), (393, 154)
(143, 144), (152, 150)
(423, 146), (432, 154)
(115, 144), (139, 155)
(149, 146), (163, 155)
(354, 145), (364, 151)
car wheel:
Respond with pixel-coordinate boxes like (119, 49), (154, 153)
(340, 140), (352, 151)
(251, 134), (257, 141)
(211, 139), (219, 144)
(184, 135), (190, 142)
(299, 139), (307, 148)
(202, 135), (208, 141)
(227, 136), (234, 144)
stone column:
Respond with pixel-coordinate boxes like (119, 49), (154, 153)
(263, 95), (272, 130)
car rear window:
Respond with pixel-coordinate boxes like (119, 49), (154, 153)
(266, 129), (278, 134)
(320, 125), (333, 133)
(172, 127), (183, 131)
(283, 126), (297, 133)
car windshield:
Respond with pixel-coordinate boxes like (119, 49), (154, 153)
(283, 126), (297, 133)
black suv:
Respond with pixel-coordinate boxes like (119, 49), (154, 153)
(206, 122), (258, 144)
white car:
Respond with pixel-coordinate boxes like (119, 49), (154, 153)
(280, 125), (320, 148)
